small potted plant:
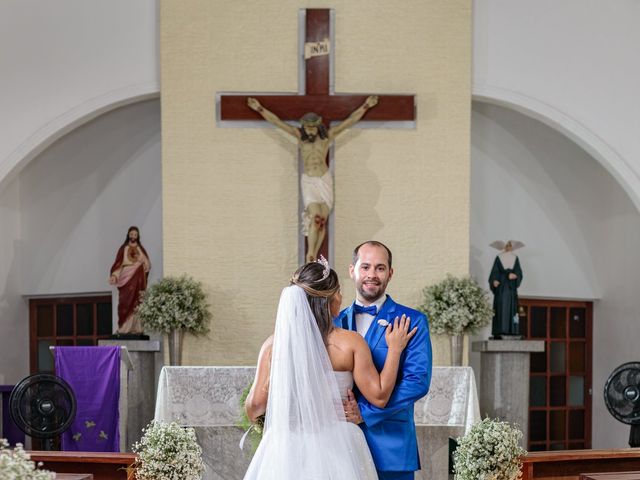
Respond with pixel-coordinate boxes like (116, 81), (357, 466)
(454, 417), (526, 480)
(135, 275), (211, 365)
(132, 421), (205, 480)
(419, 274), (492, 365)
(0, 439), (55, 479)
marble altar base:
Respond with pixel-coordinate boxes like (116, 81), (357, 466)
(192, 424), (462, 480)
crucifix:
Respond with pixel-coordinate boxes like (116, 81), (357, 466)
(218, 9), (415, 264)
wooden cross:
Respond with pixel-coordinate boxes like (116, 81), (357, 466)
(219, 8), (415, 264)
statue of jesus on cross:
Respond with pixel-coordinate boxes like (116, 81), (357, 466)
(247, 95), (379, 262)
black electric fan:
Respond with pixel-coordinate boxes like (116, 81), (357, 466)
(9, 373), (77, 450)
(604, 362), (640, 447)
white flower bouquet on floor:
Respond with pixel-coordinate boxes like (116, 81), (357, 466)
(454, 418), (527, 480)
(132, 421), (205, 480)
(0, 439), (55, 479)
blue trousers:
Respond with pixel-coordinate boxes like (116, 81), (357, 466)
(377, 471), (414, 480)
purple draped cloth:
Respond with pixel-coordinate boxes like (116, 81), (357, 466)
(55, 346), (120, 452)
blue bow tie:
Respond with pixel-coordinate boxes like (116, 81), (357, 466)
(354, 304), (377, 316)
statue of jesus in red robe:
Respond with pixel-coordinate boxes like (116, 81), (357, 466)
(109, 226), (151, 334)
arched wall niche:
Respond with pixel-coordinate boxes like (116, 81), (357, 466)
(473, 84), (640, 214)
(0, 83), (160, 191)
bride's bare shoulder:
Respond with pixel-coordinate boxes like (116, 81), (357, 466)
(330, 328), (366, 347)
(258, 334), (274, 356)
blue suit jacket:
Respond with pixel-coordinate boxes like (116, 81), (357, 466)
(334, 296), (432, 473)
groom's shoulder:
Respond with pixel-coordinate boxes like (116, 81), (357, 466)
(388, 298), (427, 324)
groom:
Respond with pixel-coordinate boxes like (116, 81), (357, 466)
(335, 241), (432, 480)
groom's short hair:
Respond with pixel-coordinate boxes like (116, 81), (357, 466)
(352, 241), (393, 269)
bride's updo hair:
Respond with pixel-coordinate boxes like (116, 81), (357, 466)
(291, 262), (339, 344)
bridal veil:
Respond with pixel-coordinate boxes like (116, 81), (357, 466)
(243, 285), (377, 479)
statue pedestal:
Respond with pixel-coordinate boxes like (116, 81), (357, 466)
(99, 339), (161, 451)
(471, 340), (545, 447)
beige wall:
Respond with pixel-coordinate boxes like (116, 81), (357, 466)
(161, 0), (471, 366)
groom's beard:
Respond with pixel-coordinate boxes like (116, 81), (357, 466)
(357, 279), (386, 303)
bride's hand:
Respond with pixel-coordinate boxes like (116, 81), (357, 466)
(384, 314), (418, 352)
(343, 389), (363, 424)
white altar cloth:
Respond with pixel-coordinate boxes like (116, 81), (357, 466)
(415, 366), (480, 433)
(155, 366), (255, 427)
(155, 366), (479, 430)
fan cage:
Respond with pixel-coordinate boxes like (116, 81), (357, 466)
(9, 373), (77, 439)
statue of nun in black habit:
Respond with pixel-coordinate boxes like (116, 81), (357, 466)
(488, 240), (524, 339)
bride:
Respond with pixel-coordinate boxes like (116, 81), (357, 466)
(243, 259), (416, 479)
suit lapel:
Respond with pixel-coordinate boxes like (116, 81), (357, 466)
(342, 304), (356, 331)
(365, 296), (397, 349)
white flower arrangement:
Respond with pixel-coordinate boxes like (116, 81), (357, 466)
(135, 275), (211, 334)
(454, 418), (527, 480)
(0, 438), (55, 479)
(132, 421), (204, 480)
(419, 274), (493, 335)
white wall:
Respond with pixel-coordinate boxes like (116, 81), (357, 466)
(20, 100), (163, 294)
(0, 99), (162, 384)
(0, 181), (27, 384)
(0, 0), (159, 189)
(470, 101), (640, 449)
(473, 0), (640, 209)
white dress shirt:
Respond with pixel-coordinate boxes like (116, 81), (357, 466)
(355, 295), (387, 338)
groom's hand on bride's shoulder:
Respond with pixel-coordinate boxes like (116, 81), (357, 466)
(385, 314), (418, 351)
(343, 389), (363, 425)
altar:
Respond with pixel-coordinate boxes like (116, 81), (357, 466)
(154, 366), (480, 480)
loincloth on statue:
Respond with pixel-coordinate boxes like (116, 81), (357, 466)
(300, 171), (334, 235)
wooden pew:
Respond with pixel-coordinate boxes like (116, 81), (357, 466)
(29, 451), (136, 480)
(580, 473), (640, 480)
(522, 449), (640, 480)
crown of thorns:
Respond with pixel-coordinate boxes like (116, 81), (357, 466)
(300, 112), (323, 127)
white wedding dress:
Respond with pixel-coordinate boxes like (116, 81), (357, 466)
(243, 286), (377, 480)
(334, 370), (355, 400)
